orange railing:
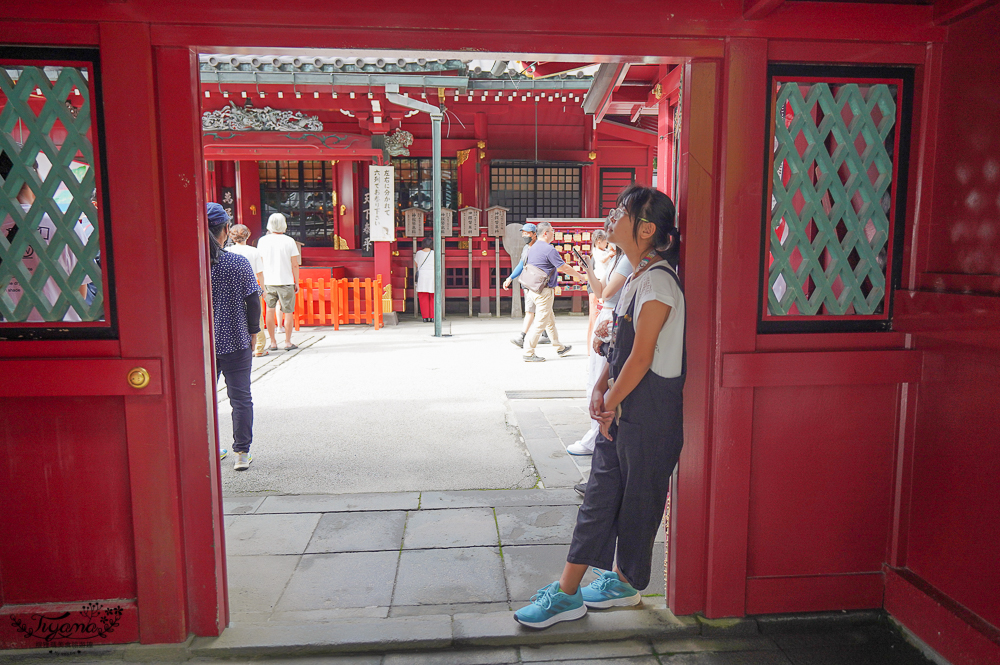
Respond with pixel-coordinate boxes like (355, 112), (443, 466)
(291, 275), (384, 330)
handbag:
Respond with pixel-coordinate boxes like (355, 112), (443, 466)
(415, 251), (430, 283)
(520, 263), (552, 294)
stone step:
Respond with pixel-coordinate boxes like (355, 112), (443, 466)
(188, 607), (698, 659)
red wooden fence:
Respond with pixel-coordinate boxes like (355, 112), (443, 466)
(289, 275), (383, 330)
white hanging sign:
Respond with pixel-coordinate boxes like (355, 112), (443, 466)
(368, 165), (395, 242)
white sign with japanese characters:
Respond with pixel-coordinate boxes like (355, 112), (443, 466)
(368, 165), (395, 242)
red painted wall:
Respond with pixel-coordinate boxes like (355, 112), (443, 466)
(888, 6), (1000, 662)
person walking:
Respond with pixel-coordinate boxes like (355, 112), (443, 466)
(567, 242), (632, 462)
(513, 185), (684, 628)
(503, 223), (550, 347)
(414, 237), (436, 322)
(586, 229), (615, 352)
(226, 224), (267, 357)
(257, 213), (300, 351)
(520, 222), (585, 362)
(207, 203), (261, 471)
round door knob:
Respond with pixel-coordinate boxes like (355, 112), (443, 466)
(127, 367), (150, 390)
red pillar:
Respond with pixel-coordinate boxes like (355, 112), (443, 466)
(374, 241), (391, 287)
(236, 160), (262, 243)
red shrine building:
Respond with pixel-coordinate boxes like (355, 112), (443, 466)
(2, 2), (999, 665)
(199, 56), (666, 315)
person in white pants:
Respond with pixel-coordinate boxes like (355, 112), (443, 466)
(567, 250), (633, 459)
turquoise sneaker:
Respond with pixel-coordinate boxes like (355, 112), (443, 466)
(514, 582), (587, 629)
(220, 448), (229, 460)
(581, 569), (641, 608)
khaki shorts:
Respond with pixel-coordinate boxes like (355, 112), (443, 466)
(525, 289), (536, 314)
(264, 284), (296, 313)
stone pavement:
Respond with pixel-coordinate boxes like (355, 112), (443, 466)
(223, 488), (665, 626)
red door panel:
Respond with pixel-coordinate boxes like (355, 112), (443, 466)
(0, 397), (136, 603)
(747, 384), (897, 587)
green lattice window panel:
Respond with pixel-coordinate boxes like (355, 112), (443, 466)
(0, 56), (106, 328)
(760, 66), (912, 332)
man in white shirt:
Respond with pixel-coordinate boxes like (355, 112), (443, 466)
(256, 213), (300, 351)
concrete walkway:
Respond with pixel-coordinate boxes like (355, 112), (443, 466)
(217, 316), (594, 495)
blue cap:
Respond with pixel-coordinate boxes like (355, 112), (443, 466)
(206, 202), (231, 227)
(521, 223), (537, 233)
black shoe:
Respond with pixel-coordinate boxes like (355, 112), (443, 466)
(574, 482), (587, 497)
(540, 332), (551, 344)
(557, 344), (573, 357)
(511, 333), (526, 348)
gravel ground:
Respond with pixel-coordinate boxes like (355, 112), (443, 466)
(218, 314), (592, 495)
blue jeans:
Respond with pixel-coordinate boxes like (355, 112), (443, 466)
(217, 347), (253, 453)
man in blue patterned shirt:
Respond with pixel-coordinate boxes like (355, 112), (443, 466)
(207, 203), (261, 470)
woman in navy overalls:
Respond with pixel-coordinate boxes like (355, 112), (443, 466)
(515, 185), (684, 628)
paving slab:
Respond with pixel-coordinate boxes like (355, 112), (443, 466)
(540, 657), (660, 665)
(520, 436), (584, 488)
(258, 492), (421, 514)
(453, 607), (698, 648)
(496, 505), (579, 545)
(403, 507), (499, 549)
(275, 551), (398, 610)
(393, 547), (507, 606)
(520, 638), (655, 662)
(189, 615), (453, 657)
(306, 511), (407, 553)
(652, 637), (782, 654)
(267, 607), (390, 623)
(502, 544), (573, 602)
(225, 513), (322, 555)
(658, 652), (794, 664)
(384, 646), (520, 665)
(227, 554), (300, 615)
(190, 656), (383, 665)
(224, 496), (266, 515)
(389, 602), (511, 617)
(420, 489), (582, 509)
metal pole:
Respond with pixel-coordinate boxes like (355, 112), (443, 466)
(495, 236), (500, 317)
(468, 240), (473, 317)
(432, 113), (443, 337)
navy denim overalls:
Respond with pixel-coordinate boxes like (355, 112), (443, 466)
(567, 264), (685, 590)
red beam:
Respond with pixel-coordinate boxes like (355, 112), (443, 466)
(743, 0), (785, 20)
(934, 0), (1000, 24)
(647, 64), (684, 107)
(721, 350), (923, 387)
(598, 119), (657, 146)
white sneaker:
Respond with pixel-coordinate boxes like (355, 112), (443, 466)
(566, 441), (594, 456)
(234, 452), (252, 470)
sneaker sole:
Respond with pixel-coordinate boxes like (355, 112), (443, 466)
(584, 593), (642, 609)
(514, 603), (587, 629)
(567, 449), (594, 456)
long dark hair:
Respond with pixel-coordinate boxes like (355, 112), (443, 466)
(209, 222), (228, 266)
(616, 184), (679, 269)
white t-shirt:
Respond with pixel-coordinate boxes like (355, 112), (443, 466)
(592, 245), (615, 281)
(414, 248), (435, 293)
(226, 243), (263, 277)
(256, 232), (300, 286)
(615, 263), (684, 378)
(2, 203), (83, 322)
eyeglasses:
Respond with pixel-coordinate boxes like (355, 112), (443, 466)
(607, 206), (650, 225)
